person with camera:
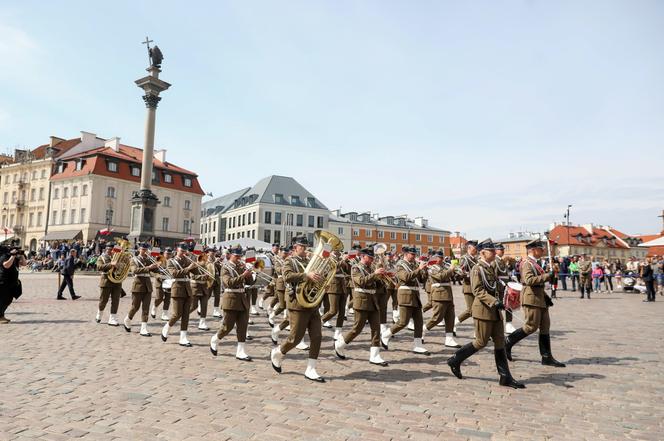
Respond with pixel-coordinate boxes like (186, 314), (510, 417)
(0, 246), (27, 324)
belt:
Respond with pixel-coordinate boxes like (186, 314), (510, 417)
(354, 288), (376, 294)
(334, 274), (347, 278)
(431, 282), (451, 288)
(398, 286), (418, 290)
(172, 278), (189, 282)
(192, 280), (207, 285)
(135, 274), (151, 278)
(224, 288), (245, 293)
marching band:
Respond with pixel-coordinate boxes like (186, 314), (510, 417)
(92, 231), (566, 389)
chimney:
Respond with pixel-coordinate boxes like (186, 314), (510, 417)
(49, 136), (65, 147)
(104, 137), (121, 152)
(154, 149), (167, 163)
(582, 223), (594, 234)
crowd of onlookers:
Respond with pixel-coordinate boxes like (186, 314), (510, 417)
(23, 239), (114, 273)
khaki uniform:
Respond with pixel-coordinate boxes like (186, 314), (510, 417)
(470, 260), (505, 350)
(321, 258), (350, 328)
(389, 259), (427, 338)
(493, 255), (513, 320)
(425, 263), (456, 332)
(215, 261), (254, 342)
(457, 254), (478, 322)
(190, 260), (213, 317)
(578, 259), (592, 291)
(373, 257), (396, 324)
(342, 262), (381, 346)
(211, 260), (222, 309)
(271, 256), (291, 331)
(154, 258), (171, 312)
(97, 253), (122, 314)
(262, 252), (277, 300)
(422, 276), (433, 313)
(519, 257), (551, 335)
(167, 255), (194, 331)
(128, 254), (154, 322)
(280, 255), (322, 359)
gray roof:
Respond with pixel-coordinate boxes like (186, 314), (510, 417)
(201, 175), (328, 218)
(330, 211), (449, 233)
(201, 187), (251, 217)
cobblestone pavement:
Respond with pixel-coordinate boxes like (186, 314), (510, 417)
(1, 273), (662, 440)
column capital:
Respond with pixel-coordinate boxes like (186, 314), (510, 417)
(142, 94), (162, 108)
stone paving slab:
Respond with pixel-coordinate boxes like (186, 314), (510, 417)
(0, 273), (663, 440)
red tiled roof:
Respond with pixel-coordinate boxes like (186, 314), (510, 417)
(51, 146), (204, 195)
(647, 246), (664, 257)
(549, 225), (628, 249)
(31, 138), (81, 159)
(636, 234), (662, 243)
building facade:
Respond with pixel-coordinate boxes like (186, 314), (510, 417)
(328, 210), (450, 255)
(200, 176), (329, 247)
(547, 224), (636, 260)
(0, 132), (203, 249)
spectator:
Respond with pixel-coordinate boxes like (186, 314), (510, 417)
(603, 260), (614, 293)
(57, 249), (81, 300)
(569, 257), (580, 291)
(0, 246), (27, 324)
(640, 258), (656, 302)
(592, 265), (604, 293)
(558, 257), (569, 290)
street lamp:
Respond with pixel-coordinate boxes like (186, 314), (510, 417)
(565, 205), (572, 256)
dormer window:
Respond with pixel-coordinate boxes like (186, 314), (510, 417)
(183, 177), (192, 187)
(307, 197), (315, 208)
(131, 166), (141, 177)
(56, 162), (65, 174)
(107, 161), (118, 173)
(274, 193), (284, 204)
(75, 159), (84, 171)
(290, 195), (300, 205)
(164, 173), (172, 183)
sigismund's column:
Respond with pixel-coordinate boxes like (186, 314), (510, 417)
(129, 38), (171, 242)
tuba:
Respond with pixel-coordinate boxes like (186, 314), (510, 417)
(296, 230), (344, 308)
(108, 239), (132, 283)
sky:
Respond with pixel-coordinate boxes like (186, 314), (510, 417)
(1, 1), (663, 239)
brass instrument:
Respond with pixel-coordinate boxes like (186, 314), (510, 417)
(108, 239), (132, 283)
(145, 253), (174, 280)
(182, 252), (216, 279)
(246, 258), (274, 284)
(374, 242), (398, 287)
(296, 230), (344, 308)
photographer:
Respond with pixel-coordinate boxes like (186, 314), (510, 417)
(0, 246), (27, 324)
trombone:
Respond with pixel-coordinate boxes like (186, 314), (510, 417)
(144, 253), (174, 279)
(182, 252), (216, 279)
(244, 258), (274, 284)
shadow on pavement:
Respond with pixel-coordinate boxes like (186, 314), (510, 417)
(524, 372), (606, 387)
(333, 367), (450, 382)
(12, 319), (88, 325)
(565, 356), (638, 365)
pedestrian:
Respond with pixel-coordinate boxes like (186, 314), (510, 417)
(559, 257), (568, 290)
(640, 258), (656, 302)
(592, 265), (603, 293)
(0, 245), (27, 324)
(603, 261), (614, 293)
(569, 257), (579, 291)
(57, 249), (81, 300)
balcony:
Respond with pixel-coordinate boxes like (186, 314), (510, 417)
(13, 225), (24, 234)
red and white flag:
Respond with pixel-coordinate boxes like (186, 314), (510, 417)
(348, 249), (358, 258)
(99, 228), (113, 236)
(112, 243), (122, 253)
(322, 243), (332, 258)
(150, 247), (161, 257)
(192, 242), (204, 256)
(245, 249), (256, 263)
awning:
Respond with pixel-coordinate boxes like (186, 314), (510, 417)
(41, 230), (83, 241)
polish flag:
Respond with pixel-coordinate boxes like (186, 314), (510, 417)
(245, 249), (256, 263)
(112, 243), (122, 253)
(348, 249), (358, 258)
(322, 243), (332, 258)
(192, 243), (204, 256)
(150, 247), (161, 257)
(99, 228), (112, 236)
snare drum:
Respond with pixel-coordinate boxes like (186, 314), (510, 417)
(505, 282), (523, 311)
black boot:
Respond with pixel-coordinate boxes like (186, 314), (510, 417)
(446, 343), (478, 379)
(539, 334), (566, 367)
(495, 348), (526, 389)
(579, 287), (584, 299)
(505, 328), (528, 361)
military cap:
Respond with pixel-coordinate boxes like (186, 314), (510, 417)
(494, 243), (505, 251)
(292, 236), (308, 246)
(359, 247), (375, 258)
(432, 250), (445, 257)
(138, 242), (150, 249)
(105, 242), (114, 249)
(467, 240), (478, 248)
(272, 243), (280, 248)
(403, 246), (418, 254)
(176, 242), (189, 250)
(229, 245), (243, 256)
(164, 247), (173, 253)
(525, 239), (545, 250)
(477, 239), (496, 251)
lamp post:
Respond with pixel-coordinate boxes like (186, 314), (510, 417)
(565, 205), (572, 257)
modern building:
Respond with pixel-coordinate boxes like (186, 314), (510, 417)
(0, 131), (204, 249)
(200, 175), (329, 246)
(328, 210), (450, 254)
(0, 137), (80, 250)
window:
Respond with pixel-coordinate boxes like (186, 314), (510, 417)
(317, 216), (324, 228)
(286, 213), (294, 226)
(183, 177), (192, 187)
(51, 211), (57, 225)
(53, 188), (59, 199)
(37, 212), (42, 226)
(162, 217), (169, 231)
(251, 230), (255, 239)
(75, 160), (82, 171)
(296, 214), (303, 227)
(183, 220), (190, 233)
(184, 200), (191, 210)
(152, 170), (158, 182)
(378, 230), (384, 239)
(307, 197), (316, 208)
(252, 212), (256, 224)
(41, 170), (46, 179)
(163, 196), (170, 207)
(70, 209), (76, 224)
(274, 230), (281, 244)
(353, 229), (359, 237)
(38, 187), (44, 200)
(402, 232), (408, 240)
(274, 212), (282, 225)
(2, 192), (6, 204)
(63, 187), (69, 198)
(337, 227), (344, 235)
(242, 214), (246, 226)
(264, 230), (271, 243)
(213, 221), (216, 232)
(131, 167), (140, 177)
(307, 232), (314, 244)
(72, 186), (78, 197)
(231, 217), (235, 228)
(415, 234), (421, 241)
(81, 185), (88, 196)
(107, 161), (118, 172)
(428, 235), (433, 243)
(105, 209), (114, 225)
(11, 191), (16, 202)
(264, 211), (272, 224)
(29, 213), (34, 227)
(60, 211), (66, 224)
(164, 173), (172, 183)
(31, 171), (37, 180)
(106, 186), (116, 198)
(274, 193), (284, 203)
(80, 208), (86, 223)
(365, 229), (372, 237)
